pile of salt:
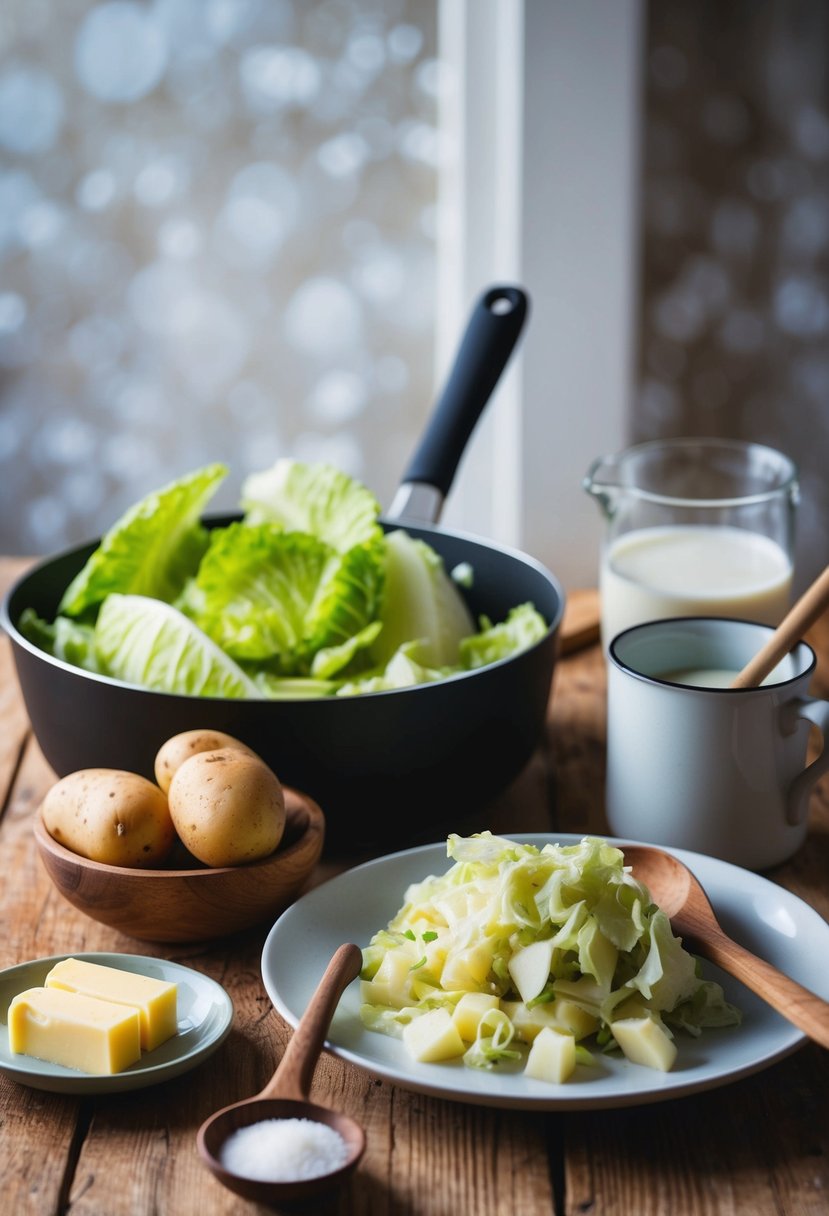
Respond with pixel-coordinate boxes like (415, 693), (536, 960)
(219, 1116), (349, 1183)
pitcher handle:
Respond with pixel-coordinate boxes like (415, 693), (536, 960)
(786, 697), (829, 826)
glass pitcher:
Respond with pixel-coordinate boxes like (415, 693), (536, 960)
(583, 437), (799, 649)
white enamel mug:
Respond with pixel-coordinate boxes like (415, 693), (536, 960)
(606, 617), (829, 870)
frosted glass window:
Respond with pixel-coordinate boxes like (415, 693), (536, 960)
(0, 0), (439, 555)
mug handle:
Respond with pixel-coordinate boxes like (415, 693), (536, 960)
(786, 697), (829, 826)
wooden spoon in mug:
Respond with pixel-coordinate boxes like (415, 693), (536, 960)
(731, 563), (829, 688)
(197, 943), (365, 1205)
(624, 845), (829, 1050)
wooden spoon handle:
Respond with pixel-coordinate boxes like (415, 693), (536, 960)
(693, 929), (829, 1050)
(259, 943), (364, 1102)
(731, 564), (829, 688)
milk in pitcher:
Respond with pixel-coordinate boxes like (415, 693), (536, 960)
(600, 524), (792, 646)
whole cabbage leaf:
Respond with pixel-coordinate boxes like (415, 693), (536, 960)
(179, 521), (385, 672)
(95, 593), (258, 698)
(370, 529), (475, 668)
(241, 458), (382, 553)
(59, 464), (227, 617)
(22, 459), (550, 699)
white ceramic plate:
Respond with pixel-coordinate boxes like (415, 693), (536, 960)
(0, 952), (233, 1094)
(261, 834), (829, 1110)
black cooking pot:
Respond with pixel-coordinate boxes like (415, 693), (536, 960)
(2, 286), (564, 852)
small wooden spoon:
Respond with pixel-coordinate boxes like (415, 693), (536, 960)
(731, 563), (829, 688)
(197, 942), (365, 1205)
(624, 845), (829, 1050)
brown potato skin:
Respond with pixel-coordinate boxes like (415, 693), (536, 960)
(168, 749), (286, 867)
(154, 729), (258, 794)
(42, 769), (176, 867)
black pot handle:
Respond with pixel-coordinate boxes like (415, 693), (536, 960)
(389, 285), (529, 522)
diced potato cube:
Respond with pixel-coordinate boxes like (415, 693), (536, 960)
(502, 998), (598, 1043)
(524, 1026), (576, 1084)
(611, 1016), (677, 1072)
(551, 999), (599, 1040)
(362, 948), (414, 1008)
(423, 940), (447, 982)
(612, 994), (652, 1022)
(451, 993), (500, 1041)
(440, 942), (493, 990)
(502, 1000), (557, 1043)
(508, 939), (555, 1004)
(402, 1008), (466, 1063)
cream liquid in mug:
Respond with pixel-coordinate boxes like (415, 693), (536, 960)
(600, 524), (792, 646)
(659, 667), (741, 688)
(659, 666), (781, 688)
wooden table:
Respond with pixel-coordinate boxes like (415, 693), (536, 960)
(1, 562), (827, 1216)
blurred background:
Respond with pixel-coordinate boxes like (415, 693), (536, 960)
(1, 0), (827, 590)
(637, 0), (829, 594)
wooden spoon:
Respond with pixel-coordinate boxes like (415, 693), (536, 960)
(623, 845), (829, 1050)
(731, 563), (829, 688)
(197, 943), (365, 1205)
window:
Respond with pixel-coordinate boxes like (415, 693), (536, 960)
(0, 0), (441, 554)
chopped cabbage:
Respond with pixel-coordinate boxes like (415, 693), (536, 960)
(359, 833), (741, 1078)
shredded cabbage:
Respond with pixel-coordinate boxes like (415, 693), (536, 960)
(359, 833), (741, 1076)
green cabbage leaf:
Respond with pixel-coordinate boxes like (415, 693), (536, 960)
(59, 464), (227, 617)
(178, 521), (384, 672)
(94, 593), (258, 698)
(459, 602), (548, 669)
(241, 458), (382, 552)
(18, 608), (100, 672)
(370, 529), (475, 668)
(21, 461), (551, 699)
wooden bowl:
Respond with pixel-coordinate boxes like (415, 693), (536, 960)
(33, 788), (325, 943)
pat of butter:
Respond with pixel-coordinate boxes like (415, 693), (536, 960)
(46, 958), (178, 1052)
(9, 987), (141, 1075)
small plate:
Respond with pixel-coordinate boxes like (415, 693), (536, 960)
(261, 834), (829, 1111)
(0, 952), (233, 1094)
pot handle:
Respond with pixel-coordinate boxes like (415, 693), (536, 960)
(387, 284), (529, 524)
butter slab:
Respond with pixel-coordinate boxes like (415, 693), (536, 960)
(9, 986), (141, 1075)
(46, 958), (178, 1052)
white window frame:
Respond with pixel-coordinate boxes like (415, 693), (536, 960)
(435, 0), (644, 589)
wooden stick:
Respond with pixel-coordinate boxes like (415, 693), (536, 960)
(731, 564), (829, 688)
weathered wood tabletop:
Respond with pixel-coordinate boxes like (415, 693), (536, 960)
(1, 560), (827, 1216)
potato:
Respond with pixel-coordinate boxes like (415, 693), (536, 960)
(168, 748), (285, 867)
(154, 729), (258, 795)
(42, 769), (176, 867)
